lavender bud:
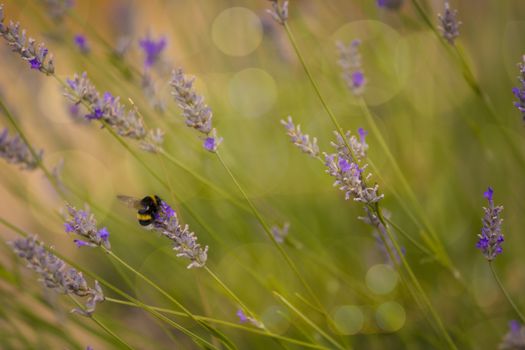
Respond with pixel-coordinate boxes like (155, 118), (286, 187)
(203, 128), (223, 153)
(337, 39), (366, 96)
(0, 5), (54, 74)
(64, 203), (111, 250)
(438, 2), (461, 45)
(377, 0), (403, 10)
(74, 34), (90, 54)
(512, 56), (525, 122)
(9, 236), (104, 316)
(266, 0), (288, 25)
(0, 128), (43, 170)
(64, 72), (163, 152)
(499, 320), (525, 350)
(476, 187), (504, 261)
(152, 200), (208, 269)
(281, 116), (320, 158)
(330, 129), (368, 163)
(236, 309), (265, 328)
(139, 33), (166, 69)
(271, 222), (290, 244)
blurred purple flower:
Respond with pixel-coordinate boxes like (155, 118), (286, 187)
(139, 33), (166, 68)
(266, 0), (288, 25)
(512, 56), (525, 122)
(499, 320), (525, 349)
(438, 2), (461, 45)
(377, 0), (403, 10)
(0, 4), (54, 74)
(74, 34), (90, 54)
(476, 187), (504, 261)
(0, 128), (43, 170)
(337, 39), (366, 95)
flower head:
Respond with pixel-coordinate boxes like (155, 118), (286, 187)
(499, 320), (525, 350)
(281, 116), (320, 158)
(0, 5), (54, 74)
(337, 39), (366, 95)
(0, 128), (43, 170)
(42, 0), (74, 22)
(149, 199), (208, 269)
(9, 236), (104, 316)
(266, 0), (288, 25)
(271, 222), (290, 244)
(139, 33), (166, 68)
(512, 56), (525, 122)
(476, 187), (504, 261)
(377, 0), (403, 10)
(438, 2), (461, 45)
(170, 67), (222, 152)
(64, 203), (111, 249)
(74, 34), (90, 54)
(64, 72), (163, 152)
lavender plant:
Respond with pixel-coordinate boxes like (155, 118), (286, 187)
(0, 4), (54, 74)
(337, 40), (366, 96)
(377, 0), (403, 10)
(0, 128), (42, 170)
(170, 67), (222, 152)
(438, 2), (461, 45)
(9, 235), (105, 316)
(499, 320), (525, 350)
(476, 187), (504, 261)
(64, 72), (164, 152)
(64, 203), (111, 249)
(266, 0), (288, 25)
(512, 56), (525, 122)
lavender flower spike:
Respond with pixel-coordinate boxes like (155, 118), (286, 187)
(0, 128), (43, 170)
(9, 236), (104, 316)
(267, 0), (289, 25)
(74, 34), (90, 54)
(0, 4), (55, 74)
(64, 72), (163, 152)
(64, 203), (111, 249)
(476, 187), (504, 261)
(152, 200), (208, 268)
(377, 0), (403, 10)
(512, 56), (525, 122)
(170, 67), (222, 153)
(438, 2), (461, 45)
(281, 116), (320, 158)
(337, 40), (366, 96)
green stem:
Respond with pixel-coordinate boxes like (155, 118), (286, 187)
(68, 296), (136, 350)
(105, 297), (328, 349)
(489, 262), (525, 323)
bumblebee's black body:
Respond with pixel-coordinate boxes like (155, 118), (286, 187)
(137, 195), (161, 226)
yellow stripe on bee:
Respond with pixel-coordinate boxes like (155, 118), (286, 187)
(150, 195), (158, 206)
(137, 213), (152, 220)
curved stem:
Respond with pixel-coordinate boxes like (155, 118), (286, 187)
(68, 296), (136, 350)
(489, 262), (525, 323)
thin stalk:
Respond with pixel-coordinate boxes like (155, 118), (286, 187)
(375, 207), (457, 350)
(105, 297), (328, 349)
(273, 292), (347, 350)
(489, 262), (525, 323)
(68, 296), (136, 350)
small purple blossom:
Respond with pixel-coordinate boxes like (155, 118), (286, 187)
(236, 309), (248, 323)
(377, 0), (403, 10)
(512, 56), (525, 122)
(337, 39), (366, 95)
(476, 187), (504, 261)
(0, 5), (54, 74)
(139, 33), (166, 68)
(64, 203), (111, 249)
(358, 127), (368, 144)
(9, 236), (104, 316)
(0, 128), (43, 170)
(438, 2), (461, 45)
(271, 222), (290, 244)
(74, 34), (89, 54)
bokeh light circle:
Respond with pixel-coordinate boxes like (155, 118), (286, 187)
(375, 301), (406, 332)
(212, 7), (263, 56)
(365, 264), (398, 295)
(332, 305), (364, 335)
(228, 68), (277, 118)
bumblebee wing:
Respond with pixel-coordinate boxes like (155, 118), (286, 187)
(116, 195), (142, 209)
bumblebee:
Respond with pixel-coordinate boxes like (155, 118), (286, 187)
(117, 194), (162, 227)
